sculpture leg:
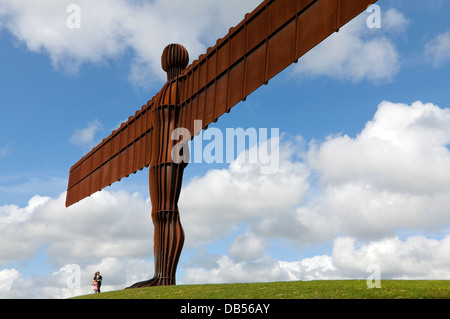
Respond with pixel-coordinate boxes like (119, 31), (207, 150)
(151, 208), (185, 286)
(127, 162), (186, 288)
(126, 211), (184, 288)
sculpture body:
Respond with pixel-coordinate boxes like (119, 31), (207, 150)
(65, 0), (378, 288)
(128, 45), (189, 288)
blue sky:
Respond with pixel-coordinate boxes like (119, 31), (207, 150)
(1, 0), (450, 298)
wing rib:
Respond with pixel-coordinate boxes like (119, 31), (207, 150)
(177, 0), (377, 134)
(65, 100), (154, 207)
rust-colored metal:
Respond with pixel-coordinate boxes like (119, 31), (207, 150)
(66, 0), (378, 287)
(126, 44), (189, 288)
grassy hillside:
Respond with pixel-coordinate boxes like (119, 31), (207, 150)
(72, 280), (449, 299)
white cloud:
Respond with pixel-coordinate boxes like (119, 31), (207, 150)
(0, 268), (20, 293)
(69, 119), (103, 148)
(183, 235), (450, 284)
(1, 100), (450, 297)
(179, 137), (310, 246)
(0, 257), (154, 298)
(227, 231), (268, 262)
(0, 189), (156, 298)
(9, 232), (450, 297)
(295, 8), (408, 83)
(331, 235), (450, 279)
(180, 101), (450, 249)
(183, 254), (290, 284)
(182, 100), (450, 284)
(0, 190), (153, 266)
(307, 101), (450, 193)
(425, 31), (450, 67)
(383, 8), (410, 33)
(0, 0), (261, 87)
(0, 1), (408, 87)
(301, 101), (450, 240)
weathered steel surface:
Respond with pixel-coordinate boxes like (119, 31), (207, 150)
(65, 101), (154, 207)
(66, 0), (376, 208)
(65, 0), (378, 287)
(177, 0), (377, 135)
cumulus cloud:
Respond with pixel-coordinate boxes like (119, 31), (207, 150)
(179, 136), (310, 246)
(331, 235), (450, 280)
(308, 101), (450, 190)
(0, 0), (260, 87)
(301, 101), (450, 240)
(183, 235), (450, 284)
(0, 257), (154, 298)
(0, 190), (153, 266)
(181, 101), (450, 249)
(0, 269), (20, 294)
(295, 8), (408, 83)
(0, 1), (409, 87)
(425, 31), (450, 67)
(0, 189), (155, 298)
(227, 231), (268, 262)
(181, 100), (450, 284)
(1, 100), (450, 297)
(382, 7), (410, 33)
(69, 119), (103, 148)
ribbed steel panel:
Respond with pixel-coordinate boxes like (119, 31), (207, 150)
(66, 0), (377, 208)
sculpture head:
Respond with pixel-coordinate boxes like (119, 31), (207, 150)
(161, 43), (189, 81)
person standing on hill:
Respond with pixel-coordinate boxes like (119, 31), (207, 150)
(93, 271), (102, 293)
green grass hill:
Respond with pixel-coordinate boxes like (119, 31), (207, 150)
(72, 280), (449, 299)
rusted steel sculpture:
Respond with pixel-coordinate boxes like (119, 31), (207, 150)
(65, 0), (378, 288)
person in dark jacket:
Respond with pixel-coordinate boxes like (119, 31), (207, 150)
(93, 271), (102, 293)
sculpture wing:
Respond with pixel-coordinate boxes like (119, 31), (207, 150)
(177, 0), (377, 135)
(65, 100), (154, 207)
(65, 0), (377, 207)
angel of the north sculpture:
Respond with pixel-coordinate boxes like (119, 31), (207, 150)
(65, 0), (378, 288)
